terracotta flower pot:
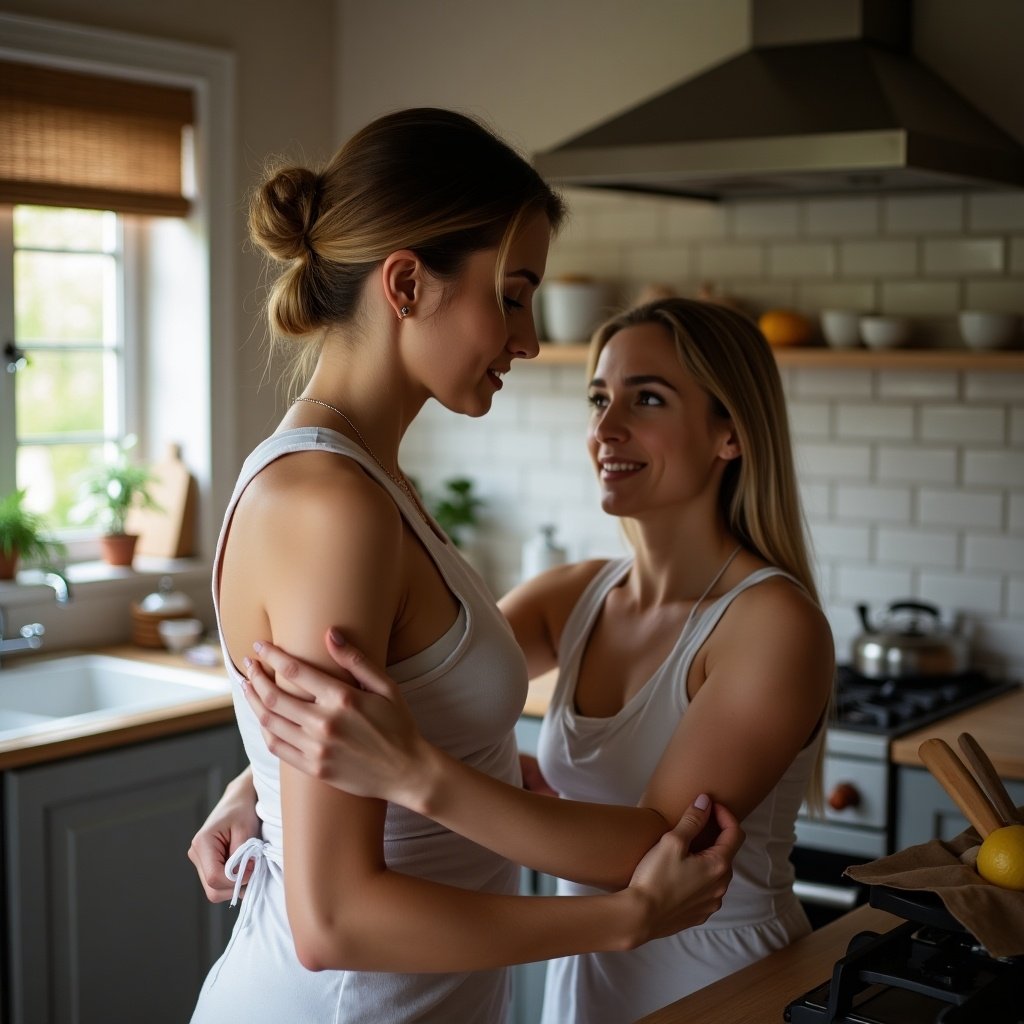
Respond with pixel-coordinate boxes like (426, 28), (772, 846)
(0, 549), (18, 580)
(100, 533), (139, 567)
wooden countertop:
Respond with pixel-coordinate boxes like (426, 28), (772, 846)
(0, 645), (234, 770)
(635, 905), (900, 1023)
(890, 685), (1024, 780)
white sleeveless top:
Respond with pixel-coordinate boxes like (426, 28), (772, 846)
(191, 428), (526, 1024)
(538, 558), (820, 1024)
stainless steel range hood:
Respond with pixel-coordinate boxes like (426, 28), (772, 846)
(533, 0), (1024, 200)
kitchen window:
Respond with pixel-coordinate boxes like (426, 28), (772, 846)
(0, 204), (136, 545)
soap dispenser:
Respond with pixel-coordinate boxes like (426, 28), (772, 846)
(521, 524), (567, 582)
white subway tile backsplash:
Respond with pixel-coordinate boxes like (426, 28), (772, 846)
(791, 368), (873, 398)
(918, 571), (1004, 616)
(964, 534), (1024, 573)
(918, 488), (1003, 530)
(963, 280), (1024, 313)
(877, 371), (959, 400)
(920, 405), (1005, 443)
(796, 442), (872, 479)
(664, 201), (730, 241)
(836, 403), (914, 440)
(877, 446), (957, 484)
(968, 192), (1024, 232)
(622, 244), (692, 283)
(809, 522), (872, 560)
(588, 204), (665, 243)
(733, 201), (800, 239)
(1011, 237), (1024, 274)
(799, 480), (831, 518)
(797, 282), (877, 313)
(1013, 409), (1024, 444)
(835, 483), (912, 522)
(880, 280), (960, 315)
(1009, 493), (1024, 532)
(923, 238), (1005, 276)
(964, 373), (1024, 402)
(768, 242), (836, 279)
(805, 197), (880, 237)
(1008, 580), (1024, 618)
(877, 526), (958, 568)
(835, 564), (915, 602)
(883, 194), (964, 234)
(963, 449), (1024, 487)
(696, 243), (764, 279)
(787, 400), (831, 437)
(545, 243), (624, 280)
(840, 240), (917, 277)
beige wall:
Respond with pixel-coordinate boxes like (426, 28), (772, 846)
(0, 0), (337, 458)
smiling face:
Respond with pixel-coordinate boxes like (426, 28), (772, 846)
(586, 322), (740, 520)
(414, 209), (551, 417)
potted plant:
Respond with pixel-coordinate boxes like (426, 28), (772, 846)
(0, 488), (65, 580)
(430, 477), (483, 549)
(75, 445), (160, 567)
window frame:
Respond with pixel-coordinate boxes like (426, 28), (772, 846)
(0, 12), (237, 586)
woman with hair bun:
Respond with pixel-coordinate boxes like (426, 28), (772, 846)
(188, 110), (742, 1024)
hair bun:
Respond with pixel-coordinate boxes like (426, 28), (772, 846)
(249, 165), (321, 262)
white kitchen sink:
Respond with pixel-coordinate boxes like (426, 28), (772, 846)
(0, 654), (231, 741)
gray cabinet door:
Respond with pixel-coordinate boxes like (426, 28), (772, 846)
(4, 725), (245, 1024)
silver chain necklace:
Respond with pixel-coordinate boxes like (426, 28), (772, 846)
(292, 396), (427, 521)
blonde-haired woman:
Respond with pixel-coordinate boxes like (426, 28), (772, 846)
(189, 111), (741, 1024)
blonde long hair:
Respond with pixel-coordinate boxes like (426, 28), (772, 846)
(588, 298), (831, 809)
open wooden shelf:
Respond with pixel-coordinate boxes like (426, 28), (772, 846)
(534, 343), (1024, 371)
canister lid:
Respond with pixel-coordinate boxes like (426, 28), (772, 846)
(139, 575), (194, 614)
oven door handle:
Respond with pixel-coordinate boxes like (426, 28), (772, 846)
(793, 880), (861, 910)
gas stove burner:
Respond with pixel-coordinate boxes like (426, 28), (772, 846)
(785, 888), (1024, 1023)
(831, 666), (1019, 738)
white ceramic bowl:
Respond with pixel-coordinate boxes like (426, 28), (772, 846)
(157, 617), (205, 653)
(860, 315), (911, 350)
(820, 309), (863, 349)
(958, 310), (1020, 350)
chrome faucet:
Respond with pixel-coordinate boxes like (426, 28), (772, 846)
(0, 570), (71, 667)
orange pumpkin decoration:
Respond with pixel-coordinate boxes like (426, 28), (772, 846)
(758, 309), (814, 347)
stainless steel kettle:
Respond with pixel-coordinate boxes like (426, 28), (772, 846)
(852, 600), (970, 679)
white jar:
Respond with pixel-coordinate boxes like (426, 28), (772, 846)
(540, 279), (607, 344)
(521, 525), (567, 581)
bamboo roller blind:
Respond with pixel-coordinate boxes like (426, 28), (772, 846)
(0, 60), (195, 216)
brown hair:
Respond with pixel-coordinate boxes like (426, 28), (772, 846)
(248, 108), (565, 384)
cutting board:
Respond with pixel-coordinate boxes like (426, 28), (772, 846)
(126, 444), (197, 558)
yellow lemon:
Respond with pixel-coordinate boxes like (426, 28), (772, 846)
(976, 824), (1024, 891)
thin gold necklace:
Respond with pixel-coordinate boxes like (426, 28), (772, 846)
(293, 397), (428, 523)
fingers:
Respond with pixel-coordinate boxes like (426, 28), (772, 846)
(323, 630), (401, 700)
(707, 802), (745, 861)
(663, 794), (713, 851)
(187, 836), (237, 904)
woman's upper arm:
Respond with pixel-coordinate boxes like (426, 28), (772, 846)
(254, 467), (407, 962)
(499, 560), (607, 678)
(640, 583), (834, 826)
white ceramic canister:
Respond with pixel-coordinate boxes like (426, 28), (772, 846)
(521, 524), (567, 581)
(540, 278), (607, 344)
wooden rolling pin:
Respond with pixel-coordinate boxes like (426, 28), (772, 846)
(958, 732), (1022, 827)
(918, 737), (1004, 838)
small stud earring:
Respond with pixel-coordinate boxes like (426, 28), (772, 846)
(399, 305), (410, 320)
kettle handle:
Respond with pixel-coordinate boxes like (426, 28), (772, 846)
(887, 600), (941, 621)
(856, 603), (874, 633)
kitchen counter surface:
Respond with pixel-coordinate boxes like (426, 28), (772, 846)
(634, 904), (900, 1023)
(0, 645), (234, 770)
(890, 685), (1024, 780)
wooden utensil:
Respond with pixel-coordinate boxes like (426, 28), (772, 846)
(917, 737), (1004, 838)
(957, 732), (1022, 827)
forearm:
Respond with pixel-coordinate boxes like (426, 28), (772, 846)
(412, 745), (670, 888)
(291, 864), (649, 973)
